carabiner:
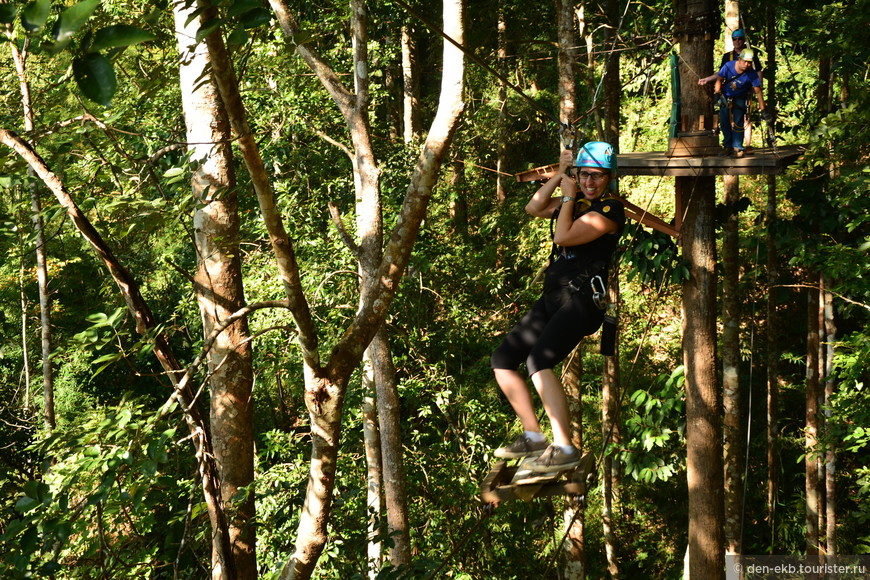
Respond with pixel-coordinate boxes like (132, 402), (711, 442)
(590, 275), (607, 310)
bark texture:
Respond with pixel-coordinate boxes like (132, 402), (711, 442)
(676, 2), (725, 575)
(174, 8), (256, 578)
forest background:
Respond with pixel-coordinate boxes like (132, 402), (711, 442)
(0, 0), (868, 578)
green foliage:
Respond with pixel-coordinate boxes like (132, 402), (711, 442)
(0, 398), (196, 579)
(620, 367), (686, 483)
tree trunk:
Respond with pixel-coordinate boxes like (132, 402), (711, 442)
(401, 25), (420, 143)
(8, 25), (55, 429)
(805, 276), (821, 557)
(557, 0), (578, 129)
(361, 353), (383, 576)
(174, 7), (257, 578)
(369, 328), (411, 566)
(721, 1), (742, 557)
(603, 264), (621, 579)
(18, 255), (31, 408)
(562, 346), (585, 579)
(822, 278), (836, 557)
(721, 175), (742, 557)
(602, 0), (620, 145)
(30, 188), (55, 430)
(764, 0), (780, 550)
(269, 0), (465, 576)
(676, 0), (725, 577)
(496, 1), (508, 203)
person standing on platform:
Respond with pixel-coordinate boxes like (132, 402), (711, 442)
(712, 48), (771, 158)
(699, 29), (764, 148)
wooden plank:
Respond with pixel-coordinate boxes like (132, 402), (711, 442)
(479, 453), (596, 505)
(514, 145), (805, 181)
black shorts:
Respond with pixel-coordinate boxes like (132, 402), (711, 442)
(491, 285), (605, 375)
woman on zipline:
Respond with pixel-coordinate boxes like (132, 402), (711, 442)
(491, 141), (625, 473)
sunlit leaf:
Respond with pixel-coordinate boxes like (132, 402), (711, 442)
(89, 24), (157, 53)
(53, 0), (100, 44)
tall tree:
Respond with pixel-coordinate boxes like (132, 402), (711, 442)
(402, 25), (420, 144)
(602, 264), (621, 579)
(267, 0), (465, 575)
(764, 0), (780, 549)
(720, 0), (743, 558)
(5, 16), (54, 429)
(805, 277), (821, 557)
(174, 5), (256, 578)
(675, 0), (725, 576)
(562, 348), (586, 579)
(496, 0), (508, 203)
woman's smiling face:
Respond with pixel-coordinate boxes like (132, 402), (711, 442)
(574, 169), (611, 200)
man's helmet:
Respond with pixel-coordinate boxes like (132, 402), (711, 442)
(732, 28), (746, 39)
(575, 141), (615, 171)
(738, 48), (755, 62)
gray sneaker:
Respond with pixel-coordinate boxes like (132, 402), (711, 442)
(494, 434), (549, 459)
(526, 445), (581, 473)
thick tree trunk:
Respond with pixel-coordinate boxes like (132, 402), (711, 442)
(174, 8), (257, 578)
(805, 276), (821, 557)
(676, 1), (725, 577)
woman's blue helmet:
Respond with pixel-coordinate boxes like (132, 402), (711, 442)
(574, 141), (615, 171)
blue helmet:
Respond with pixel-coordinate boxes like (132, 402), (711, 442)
(575, 141), (615, 171)
(732, 28), (746, 39)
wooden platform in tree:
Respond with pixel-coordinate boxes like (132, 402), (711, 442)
(515, 145), (805, 182)
(513, 145), (806, 239)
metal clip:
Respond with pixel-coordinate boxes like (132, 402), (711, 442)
(590, 275), (607, 310)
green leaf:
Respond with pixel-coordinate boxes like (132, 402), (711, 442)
(15, 495), (41, 513)
(73, 53), (116, 107)
(0, 4), (17, 24)
(53, 0), (100, 44)
(227, 25), (248, 45)
(227, 0), (262, 18)
(195, 18), (222, 43)
(240, 7), (270, 29)
(21, 0), (50, 32)
(89, 24), (157, 53)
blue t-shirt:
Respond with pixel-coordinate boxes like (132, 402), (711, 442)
(717, 60), (762, 99)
